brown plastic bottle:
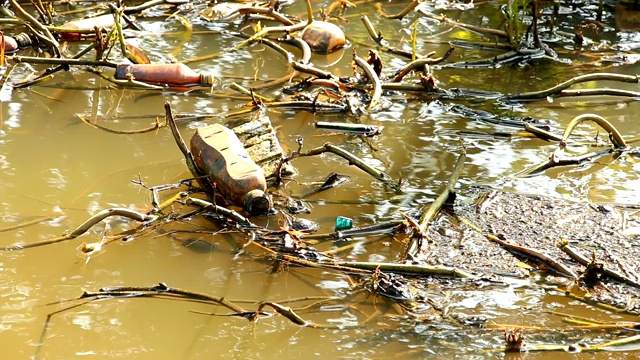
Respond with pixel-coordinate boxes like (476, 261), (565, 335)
(59, 14), (116, 41)
(114, 63), (215, 87)
(1, 33), (33, 54)
(1, 35), (18, 53)
(190, 124), (270, 215)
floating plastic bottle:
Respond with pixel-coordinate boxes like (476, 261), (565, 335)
(1, 33), (33, 54)
(114, 63), (215, 87)
(1, 35), (18, 54)
(190, 124), (270, 215)
(300, 21), (346, 54)
(59, 14), (116, 41)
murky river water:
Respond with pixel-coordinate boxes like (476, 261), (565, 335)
(1, 0), (640, 358)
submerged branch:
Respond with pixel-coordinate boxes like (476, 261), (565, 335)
(0, 208), (156, 251)
(417, 10), (509, 40)
(504, 73), (640, 101)
(0, 216), (58, 232)
(335, 261), (476, 279)
(79, 283), (245, 312)
(10, 55), (117, 67)
(77, 114), (165, 134)
(516, 114), (630, 177)
(299, 143), (399, 190)
(516, 147), (616, 177)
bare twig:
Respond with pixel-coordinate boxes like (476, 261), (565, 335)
(391, 47), (455, 82)
(405, 151), (465, 259)
(9, 0), (60, 56)
(0, 208), (156, 251)
(353, 52), (382, 111)
(558, 241), (640, 288)
(458, 215), (578, 279)
(504, 73), (640, 101)
(165, 102), (215, 194)
(299, 143), (399, 190)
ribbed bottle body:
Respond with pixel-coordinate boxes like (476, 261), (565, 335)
(190, 124), (269, 214)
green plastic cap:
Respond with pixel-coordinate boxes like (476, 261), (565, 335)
(335, 216), (353, 231)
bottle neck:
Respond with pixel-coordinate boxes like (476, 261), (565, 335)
(199, 73), (216, 86)
(13, 33), (33, 48)
(244, 189), (270, 215)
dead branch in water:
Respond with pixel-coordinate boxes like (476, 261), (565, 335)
(504, 73), (640, 101)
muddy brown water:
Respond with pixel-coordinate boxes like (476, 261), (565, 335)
(1, 0), (640, 358)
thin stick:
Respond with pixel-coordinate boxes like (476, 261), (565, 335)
(8, 0), (60, 55)
(185, 197), (256, 228)
(558, 241), (640, 288)
(405, 151), (465, 258)
(485, 322), (640, 331)
(580, 334), (640, 352)
(559, 88), (640, 98)
(382, 0), (420, 19)
(0, 216), (58, 232)
(523, 123), (563, 141)
(165, 102), (215, 194)
(335, 261), (476, 278)
(291, 61), (340, 81)
(246, 301), (363, 329)
(10, 55), (117, 67)
(0, 208), (156, 251)
(505, 73), (640, 101)
(300, 143), (399, 190)
(307, 220), (405, 241)
(360, 15), (417, 59)
(458, 215), (578, 279)
(13, 42), (99, 89)
(417, 10), (509, 39)
(391, 48), (455, 82)
(352, 52), (381, 111)
(79, 284), (245, 312)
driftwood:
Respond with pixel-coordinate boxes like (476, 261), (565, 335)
(228, 114), (295, 179)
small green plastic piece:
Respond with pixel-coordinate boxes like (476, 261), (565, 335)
(335, 216), (353, 231)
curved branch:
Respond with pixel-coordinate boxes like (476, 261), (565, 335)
(551, 113), (627, 164)
(1, 208), (156, 251)
(353, 52), (382, 111)
(391, 47), (455, 82)
(301, 143), (398, 190)
(504, 73), (640, 101)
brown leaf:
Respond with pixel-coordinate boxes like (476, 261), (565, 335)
(367, 49), (382, 77)
(126, 44), (150, 64)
